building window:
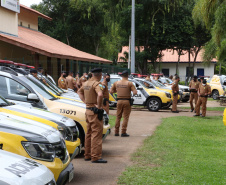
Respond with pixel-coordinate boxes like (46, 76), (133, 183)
(20, 22), (22, 26)
(28, 24), (30, 29)
(162, 69), (169, 77)
(197, 68), (204, 77)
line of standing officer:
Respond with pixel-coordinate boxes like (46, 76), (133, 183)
(77, 68), (107, 163)
(110, 70), (137, 137)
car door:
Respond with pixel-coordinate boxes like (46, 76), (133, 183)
(130, 81), (146, 105)
(0, 75), (38, 108)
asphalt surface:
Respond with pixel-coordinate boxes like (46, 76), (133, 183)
(69, 101), (223, 185)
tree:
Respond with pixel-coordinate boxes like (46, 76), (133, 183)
(192, 0), (226, 63)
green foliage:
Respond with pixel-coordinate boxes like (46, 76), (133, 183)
(193, 0), (226, 63)
(118, 116), (226, 184)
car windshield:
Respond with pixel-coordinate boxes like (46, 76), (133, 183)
(109, 78), (121, 88)
(136, 79), (155, 89)
(18, 76), (56, 100)
(0, 95), (10, 106)
(39, 74), (64, 95)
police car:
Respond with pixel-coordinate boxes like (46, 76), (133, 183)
(109, 75), (172, 111)
(0, 150), (56, 185)
(0, 95), (81, 158)
(0, 63), (110, 146)
(0, 113), (74, 185)
(158, 77), (190, 102)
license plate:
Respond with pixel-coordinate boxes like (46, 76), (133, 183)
(69, 169), (74, 182)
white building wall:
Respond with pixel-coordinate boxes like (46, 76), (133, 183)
(160, 63), (216, 81)
(0, 7), (18, 36)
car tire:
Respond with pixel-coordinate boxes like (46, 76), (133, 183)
(147, 98), (161, 112)
(212, 90), (219, 100)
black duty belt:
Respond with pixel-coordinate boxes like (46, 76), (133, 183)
(117, 98), (131, 101)
(190, 90), (198, 93)
(200, 95), (208, 97)
(86, 107), (104, 121)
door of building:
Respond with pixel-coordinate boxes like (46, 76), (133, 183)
(197, 68), (204, 77)
(162, 69), (169, 77)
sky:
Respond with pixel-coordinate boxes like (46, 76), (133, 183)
(20, 0), (42, 7)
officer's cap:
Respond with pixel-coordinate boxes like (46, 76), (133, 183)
(121, 70), (129, 75)
(203, 79), (207, 84)
(91, 68), (102, 73)
(30, 69), (37, 73)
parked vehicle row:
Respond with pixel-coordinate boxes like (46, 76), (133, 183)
(0, 60), (111, 185)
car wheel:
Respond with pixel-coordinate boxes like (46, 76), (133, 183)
(212, 90), (219, 100)
(147, 98), (161, 112)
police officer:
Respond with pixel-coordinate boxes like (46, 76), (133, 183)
(194, 79), (211, 117)
(58, 71), (68, 90)
(66, 71), (76, 91)
(77, 68), (107, 163)
(110, 70), (137, 137)
(171, 76), (180, 113)
(78, 72), (88, 87)
(30, 69), (48, 86)
(102, 73), (110, 114)
(189, 75), (199, 112)
(144, 74), (151, 87)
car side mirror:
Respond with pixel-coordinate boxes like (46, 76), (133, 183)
(137, 86), (143, 90)
(27, 93), (39, 102)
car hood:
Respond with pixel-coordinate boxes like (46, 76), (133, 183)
(0, 113), (61, 143)
(4, 104), (76, 127)
(0, 150), (54, 185)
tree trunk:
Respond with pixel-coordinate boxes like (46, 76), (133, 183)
(176, 49), (182, 75)
(186, 49), (191, 85)
(193, 46), (201, 75)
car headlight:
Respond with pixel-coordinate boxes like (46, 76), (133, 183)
(57, 126), (67, 139)
(58, 126), (74, 142)
(165, 92), (171, 98)
(22, 142), (55, 162)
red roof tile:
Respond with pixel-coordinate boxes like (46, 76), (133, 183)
(0, 26), (112, 63)
(118, 47), (217, 63)
(20, 5), (52, 21)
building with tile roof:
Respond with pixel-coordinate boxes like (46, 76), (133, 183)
(118, 46), (217, 81)
(0, 3), (112, 81)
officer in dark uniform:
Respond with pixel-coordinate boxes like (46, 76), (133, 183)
(77, 68), (107, 163)
(110, 70), (137, 137)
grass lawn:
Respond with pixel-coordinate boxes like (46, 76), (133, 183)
(109, 115), (116, 128)
(180, 107), (225, 111)
(118, 116), (226, 184)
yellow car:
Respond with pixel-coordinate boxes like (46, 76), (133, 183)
(109, 75), (172, 111)
(209, 75), (226, 99)
(0, 71), (110, 147)
(223, 108), (226, 126)
(0, 112), (73, 184)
